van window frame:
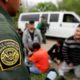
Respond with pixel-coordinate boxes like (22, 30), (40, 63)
(50, 14), (59, 22)
(21, 14), (40, 21)
(63, 14), (79, 23)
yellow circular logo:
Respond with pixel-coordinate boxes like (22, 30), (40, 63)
(1, 48), (19, 66)
(0, 39), (21, 71)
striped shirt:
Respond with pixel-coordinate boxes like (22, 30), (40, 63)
(62, 36), (80, 66)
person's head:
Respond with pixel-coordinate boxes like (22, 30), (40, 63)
(16, 28), (23, 36)
(32, 43), (41, 51)
(0, 0), (20, 16)
(16, 28), (21, 32)
(24, 23), (28, 30)
(41, 16), (45, 19)
(28, 21), (35, 30)
(41, 16), (45, 20)
(74, 24), (80, 41)
(56, 40), (63, 47)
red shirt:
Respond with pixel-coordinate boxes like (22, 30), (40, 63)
(29, 48), (49, 73)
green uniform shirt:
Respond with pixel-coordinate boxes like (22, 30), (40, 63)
(0, 7), (30, 80)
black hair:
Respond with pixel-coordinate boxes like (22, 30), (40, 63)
(16, 28), (22, 31)
(41, 16), (45, 19)
(32, 43), (41, 50)
(2, 0), (6, 3)
(57, 40), (63, 44)
(77, 24), (80, 27)
(29, 21), (34, 24)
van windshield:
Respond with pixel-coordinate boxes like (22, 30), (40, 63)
(21, 14), (39, 21)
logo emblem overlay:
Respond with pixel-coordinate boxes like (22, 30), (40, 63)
(0, 39), (21, 71)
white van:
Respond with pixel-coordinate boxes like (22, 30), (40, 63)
(18, 12), (80, 38)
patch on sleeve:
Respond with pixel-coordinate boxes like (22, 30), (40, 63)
(0, 39), (21, 71)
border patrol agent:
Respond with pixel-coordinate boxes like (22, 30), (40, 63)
(0, 0), (30, 80)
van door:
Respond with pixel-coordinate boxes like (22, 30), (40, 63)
(61, 13), (79, 38)
(46, 13), (60, 37)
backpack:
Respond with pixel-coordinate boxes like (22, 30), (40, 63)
(37, 23), (42, 29)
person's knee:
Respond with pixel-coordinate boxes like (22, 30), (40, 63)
(75, 71), (80, 78)
(30, 66), (41, 74)
(74, 65), (80, 78)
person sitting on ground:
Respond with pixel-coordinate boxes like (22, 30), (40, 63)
(48, 40), (66, 80)
(27, 42), (49, 74)
(48, 40), (64, 64)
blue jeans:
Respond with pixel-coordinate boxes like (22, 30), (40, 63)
(30, 65), (41, 74)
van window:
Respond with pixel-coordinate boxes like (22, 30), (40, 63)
(63, 14), (79, 23)
(21, 14), (39, 21)
(50, 14), (59, 22)
(42, 14), (48, 21)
